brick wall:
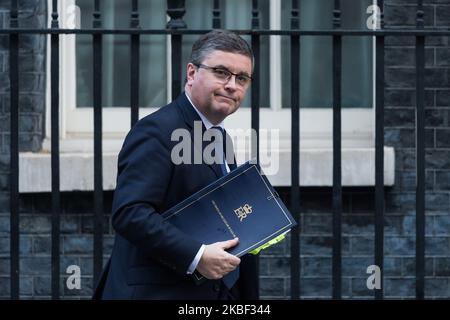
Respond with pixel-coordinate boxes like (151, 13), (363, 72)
(382, 0), (450, 298)
(0, 192), (114, 298)
(0, 0), (449, 299)
(260, 0), (450, 299)
(0, 0), (47, 299)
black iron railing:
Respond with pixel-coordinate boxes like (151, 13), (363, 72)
(3, 0), (445, 299)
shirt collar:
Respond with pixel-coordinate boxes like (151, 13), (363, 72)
(185, 92), (225, 130)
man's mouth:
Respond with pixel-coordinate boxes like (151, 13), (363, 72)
(215, 94), (235, 102)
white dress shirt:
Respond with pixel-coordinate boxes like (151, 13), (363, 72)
(184, 92), (230, 274)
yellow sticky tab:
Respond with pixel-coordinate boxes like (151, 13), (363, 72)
(249, 231), (289, 255)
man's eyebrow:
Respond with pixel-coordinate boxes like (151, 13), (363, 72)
(213, 64), (251, 77)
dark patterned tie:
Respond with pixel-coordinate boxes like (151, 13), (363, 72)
(211, 126), (239, 289)
(211, 126), (228, 175)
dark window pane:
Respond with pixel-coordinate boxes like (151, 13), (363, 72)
(75, 0), (167, 108)
(281, 0), (373, 108)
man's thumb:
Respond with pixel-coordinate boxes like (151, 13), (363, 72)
(221, 237), (239, 249)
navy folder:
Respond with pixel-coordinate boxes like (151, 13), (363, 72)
(162, 161), (297, 258)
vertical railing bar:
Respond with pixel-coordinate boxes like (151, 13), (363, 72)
(93, 0), (104, 287)
(171, 34), (182, 100)
(290, 0), (300, 301)
(130, 0), (140, 127)
(166, 0), (186, 100)
(9, 0), (20, 300)
(250, 0), (261, 293)
(332, 0), (342, 299)
(374, 0), (384, 300)
(251, 0), (260, 164)
(212, 0), (221, 29)
(374, 0), (385, 301)
(50, 0), (61, 299)
(415, 0), (425, 300)
(0, 0), (441, 304)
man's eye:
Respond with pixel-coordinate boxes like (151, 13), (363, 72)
(237, 75), (248, 83)
(214, 69), (229, 77)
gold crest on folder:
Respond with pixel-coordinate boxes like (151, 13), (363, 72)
(234, 204), (253, 222)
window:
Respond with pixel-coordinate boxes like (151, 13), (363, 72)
(75, 0), (168, 109)
(281, 0), (373, 109)
(36, 0), (393, 191)
(48, 0), (374, 142)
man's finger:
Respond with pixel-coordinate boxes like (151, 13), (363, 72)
(228, 255), (241, 266)
(219, 237), (239, 249)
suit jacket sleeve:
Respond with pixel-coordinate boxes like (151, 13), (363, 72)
(111, 118), (202, 275)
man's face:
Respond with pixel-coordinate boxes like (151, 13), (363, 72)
(185, 50), (253, 125)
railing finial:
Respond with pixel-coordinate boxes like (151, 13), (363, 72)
(416, 0), (424, 29)
(212, 0), (221, 29)
(333, 0), (341, 29)
(93, 0), (102, 28)
(10, 0), (18, 28)
(291, 0), (299, 30)
(166, 0), (187, 29)
(252, 0), (260, 29)
(51, 0), (59, 29)
(131, 0), (140, 28)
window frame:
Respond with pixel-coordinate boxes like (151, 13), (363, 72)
(44, 0), (376, 152)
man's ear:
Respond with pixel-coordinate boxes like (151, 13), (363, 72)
(186, 63), (197, 85)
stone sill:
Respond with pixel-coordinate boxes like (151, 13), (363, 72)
(19, 147), (395, 193)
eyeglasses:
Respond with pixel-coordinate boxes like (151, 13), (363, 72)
(194, 63), (252, 88)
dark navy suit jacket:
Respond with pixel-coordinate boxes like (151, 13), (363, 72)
(94, 93), (259, 300)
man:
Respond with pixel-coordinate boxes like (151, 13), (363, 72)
(94, 30), (259, 300)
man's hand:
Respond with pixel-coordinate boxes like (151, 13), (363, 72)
(196, 238), (241, 280)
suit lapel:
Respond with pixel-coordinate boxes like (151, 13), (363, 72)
(175, 93), (223, 178)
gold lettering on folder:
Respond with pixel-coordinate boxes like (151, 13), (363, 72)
(234, 204), (252, 222)
(212, 200), (236, 238)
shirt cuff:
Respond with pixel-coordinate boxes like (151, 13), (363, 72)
(186, 244), (206, 274)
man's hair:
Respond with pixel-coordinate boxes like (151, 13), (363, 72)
(189, 30), (254, 67)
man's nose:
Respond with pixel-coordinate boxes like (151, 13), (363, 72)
(224, 75), (237, 90)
